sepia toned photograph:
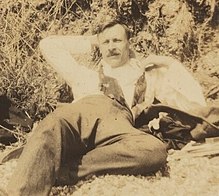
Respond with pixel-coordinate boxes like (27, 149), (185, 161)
(0, 0), (219, 195)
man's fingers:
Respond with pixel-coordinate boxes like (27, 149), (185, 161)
(143, 55), (178, 67)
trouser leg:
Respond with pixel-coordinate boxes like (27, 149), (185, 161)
(6, 100), (95, 196)
(6, 117), (61, 196)
(56, 122), (167, 186)
(6, 95), (167, 195)
(6, 95), (121, 195)
(56, 101), (167, 184)
(75, 132), (167, 181)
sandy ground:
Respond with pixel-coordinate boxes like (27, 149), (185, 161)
(0, 148), (219, 196)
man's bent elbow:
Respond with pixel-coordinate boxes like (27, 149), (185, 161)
(39, 36), (55, 55)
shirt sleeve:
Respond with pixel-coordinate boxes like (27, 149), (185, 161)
(39, 35), (99, 99)
(145, 61), (207, 113)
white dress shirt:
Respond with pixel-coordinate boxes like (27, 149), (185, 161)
(39, 35), (206, 115)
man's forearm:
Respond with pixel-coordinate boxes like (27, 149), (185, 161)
(39, 35), (98, 87)
(39, 35), (98, 54)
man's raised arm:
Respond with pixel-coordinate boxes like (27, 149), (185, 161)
(39, 35), (98, 88)
(142, 55), (207, 113)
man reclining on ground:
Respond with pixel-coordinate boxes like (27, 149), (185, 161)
(2, 19), (217, 196)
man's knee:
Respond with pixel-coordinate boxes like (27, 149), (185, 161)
(130, 135), (167, 173)
(146, 140), (167, 169)
(28, 116), (67, 149)
(34, 114), (66, 133)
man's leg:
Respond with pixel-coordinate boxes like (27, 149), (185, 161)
(5, 95), (131, 195)
(6, 95), (167, 195)
(6, 99), (99, 196)
(55, 99), (167, 184)
(75, 132), (167, 181)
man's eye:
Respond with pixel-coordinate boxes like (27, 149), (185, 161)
(103, 40), (109, 44)
(114, 39), (121, 42)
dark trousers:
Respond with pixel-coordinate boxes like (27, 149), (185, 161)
(7, 95), (167, 196)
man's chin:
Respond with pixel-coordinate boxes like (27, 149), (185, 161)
(106, 58), (123, 68)
(109, 62), (122, 68)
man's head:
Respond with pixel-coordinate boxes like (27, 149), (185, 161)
(97, 20), (131, 68)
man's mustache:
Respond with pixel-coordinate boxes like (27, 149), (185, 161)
(107, 51), (120, 57)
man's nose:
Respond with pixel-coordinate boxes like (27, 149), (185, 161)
(108, 41), (116, 50)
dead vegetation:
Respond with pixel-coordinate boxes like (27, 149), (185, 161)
(0, 0), (218, 119)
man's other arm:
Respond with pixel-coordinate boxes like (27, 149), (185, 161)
(39, 35), (99, 90)
(141, 55), (206, 113)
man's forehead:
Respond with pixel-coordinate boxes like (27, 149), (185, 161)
(98, 24), (127, 39)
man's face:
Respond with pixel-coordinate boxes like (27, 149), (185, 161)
(98, 24), (130, 68)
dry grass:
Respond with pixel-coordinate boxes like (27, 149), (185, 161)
(0, 0), (62, 120)
(1, 0), (218, 116)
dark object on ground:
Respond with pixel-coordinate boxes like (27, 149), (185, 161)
(0, 95), (11, 122)
(0, 95), (33, 145)
(135, 104), (219, 150)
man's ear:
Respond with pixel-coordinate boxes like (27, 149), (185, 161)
(90, 34), (99, 49)
(129, 49), (136, 58)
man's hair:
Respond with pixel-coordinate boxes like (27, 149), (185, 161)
(96, 19), (131, 40)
